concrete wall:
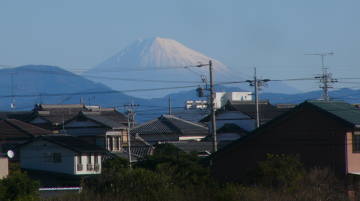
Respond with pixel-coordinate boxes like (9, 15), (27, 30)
(0, 157), (8, 179)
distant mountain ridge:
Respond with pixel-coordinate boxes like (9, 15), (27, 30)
(0, 65), (148, 110)
(0, 65), (358, 123)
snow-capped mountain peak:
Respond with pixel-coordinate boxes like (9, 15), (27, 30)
(91, 37), (228, 71)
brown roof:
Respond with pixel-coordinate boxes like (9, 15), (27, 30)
(0, 119), (50, 140)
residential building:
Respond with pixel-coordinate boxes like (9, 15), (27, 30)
(20, 135), (106, 175)
(201, 100), (289, 146)
(131, 115), (209, 145)
(212, 100), (360, 182)
(64, 109), (128, 152)
(0, 119), (50, 153)
(214, 92), (252, 109)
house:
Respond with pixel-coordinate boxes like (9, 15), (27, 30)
(201, 100), (289, 146)
(28, 104), (86, 131)
(20, 135), (106, 175)
(212, 100), (360, 182)
(131, 115), (209, 145)
(0, 119), (51, 153)
(63, 109), (128, 152)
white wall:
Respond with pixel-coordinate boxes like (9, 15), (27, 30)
(20, 140), (76, 175)
(20, 140), (102, 175)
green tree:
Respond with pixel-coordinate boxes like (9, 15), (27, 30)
(136, 144), (212, 187)
(0, 171), (39, 201)
(255, 154), (304, 189)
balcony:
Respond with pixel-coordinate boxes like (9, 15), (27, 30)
(94, 164), (100, 172)
(87, 164), (93, 171)
(77, 163), (83, 171)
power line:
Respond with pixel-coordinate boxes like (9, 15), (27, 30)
(305, 52), (337, 101)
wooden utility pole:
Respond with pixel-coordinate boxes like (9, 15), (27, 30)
(196, 60), (217, 152)
(124, 103), (139, 168)
(246, 68), (270, 128)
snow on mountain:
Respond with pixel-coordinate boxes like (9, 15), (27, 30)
(92, 37), (228, 71)
(85, 37), (300, 98)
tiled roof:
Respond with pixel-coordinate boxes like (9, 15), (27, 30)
(131, 115), (208, 137)
(225, 100), (289, 123)
(29, 104), (128, 128)
(81, 111), (127, 129)
(0, 119), (50, 140)
(307, 100), (360, 126)
(36, 135), (106, 154)
(164, 141), (213, 153)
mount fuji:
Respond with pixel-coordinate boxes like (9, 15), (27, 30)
(85, 37), (300, 98)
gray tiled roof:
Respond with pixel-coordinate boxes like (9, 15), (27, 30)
(130, 115), (208, 137)
(81, 111), (127, 129)
(36, 135), (106, 154)
(164, 141), (213, 153)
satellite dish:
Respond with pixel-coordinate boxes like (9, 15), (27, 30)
(7, 150), (14, 159)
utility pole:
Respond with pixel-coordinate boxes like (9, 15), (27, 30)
(195, 60), (217, 152)
(305, 52), (337, 101)
(124, 103), (139, 168)
(246, 68), (270, 128)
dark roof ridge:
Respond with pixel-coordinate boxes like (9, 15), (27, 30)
(161, 114), (208, 129)
(159, 115), (184, 134)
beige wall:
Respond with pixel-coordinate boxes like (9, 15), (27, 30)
(0, 157), (8, 179)
(346, 131), (360, 174)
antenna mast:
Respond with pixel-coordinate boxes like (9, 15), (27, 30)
(306, 52), (337, 101)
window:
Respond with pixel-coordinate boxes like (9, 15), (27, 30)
(353, 132), (360, 152)
(53, 153), (62, 163)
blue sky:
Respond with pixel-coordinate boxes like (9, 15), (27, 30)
(1, 0), (360, 92)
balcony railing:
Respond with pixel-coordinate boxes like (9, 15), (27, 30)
(94, 164), (100, 171)
(77, 163), (83, 171)
(87, 164), (93, 171)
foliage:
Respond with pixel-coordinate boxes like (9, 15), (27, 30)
(83, 168), (176, 201)
(0, 170), (39, 201)
(136, 143), (212, 187)
(102, 157), (129, 173)
(254, 154), (305, 189)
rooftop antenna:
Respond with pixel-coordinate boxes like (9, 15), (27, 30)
(305, 52), (337, 101)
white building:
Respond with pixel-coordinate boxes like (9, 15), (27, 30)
(214, 92), (252, 109)
(20, 135), (106, 175)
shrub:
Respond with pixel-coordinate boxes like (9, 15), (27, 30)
(0, 171), (39, 201)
